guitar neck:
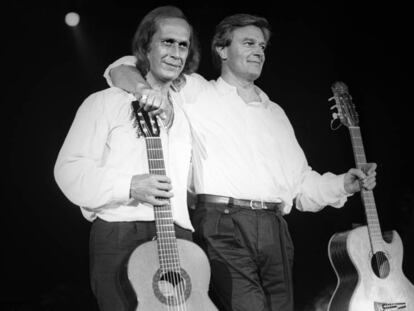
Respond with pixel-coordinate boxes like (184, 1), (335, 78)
(349, 126), (383, 252)
(145, 137), (181, 270)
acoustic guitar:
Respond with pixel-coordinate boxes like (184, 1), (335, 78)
(127, 102), (217, 310)
(327, 81), (414, 311)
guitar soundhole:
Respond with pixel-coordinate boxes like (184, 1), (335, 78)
(152, 268), (191, 306)
(371, 251), (390, 279)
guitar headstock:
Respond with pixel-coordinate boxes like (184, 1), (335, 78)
(329, 81), (359, 129)
(131, 101), (160, 138)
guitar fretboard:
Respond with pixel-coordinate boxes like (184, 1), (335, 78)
(349, 126), (383, 253)
(145, 137), (181, 271)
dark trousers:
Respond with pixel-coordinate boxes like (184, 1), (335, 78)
(192, 202), (294, 311)
(89, 218), (192, 311)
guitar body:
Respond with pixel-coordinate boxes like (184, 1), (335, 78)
(328, 226), (414, 311)
(127, 238), (217, 311)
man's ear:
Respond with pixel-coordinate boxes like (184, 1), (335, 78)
(216, 46), (227, 61)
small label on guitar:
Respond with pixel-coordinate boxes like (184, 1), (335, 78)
(374, 302), (407, 310)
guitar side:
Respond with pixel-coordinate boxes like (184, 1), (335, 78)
(328, 226), (414, 311)
(127, 239), (217, 311)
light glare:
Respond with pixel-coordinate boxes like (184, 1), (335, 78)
(65, 12), (80, 27)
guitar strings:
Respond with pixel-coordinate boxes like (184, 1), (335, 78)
(351, 127), (388, 279)
(146, 131), (188, 311)
(148, 138), (177, 311)
(364, 189), (388, 278)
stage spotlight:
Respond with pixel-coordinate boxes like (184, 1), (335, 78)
(65, 12), (80, 27)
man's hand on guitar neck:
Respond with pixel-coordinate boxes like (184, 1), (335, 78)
(110, 65), (174, 128)
(130, 174), (173, 206)
(344, 163), (377, 194)
(136, 87), (174, 128)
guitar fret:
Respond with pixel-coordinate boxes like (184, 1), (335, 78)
(157, 241), (178, 246)
(156, 234), (175, 238)
(158, 257), (180, 262)
(156, 230), (176, 234)
(158, 245), (179, 248)
(157, 240), (178, 244)
(159, 258), (180, 263)
(155, 218), (174, 221)
(159, 259), (180, 264)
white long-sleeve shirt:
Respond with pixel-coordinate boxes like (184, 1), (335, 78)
(104, 56), (351, 215)
(54, 87), (194, 230)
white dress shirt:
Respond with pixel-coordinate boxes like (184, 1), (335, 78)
(104, 56), (351, 215)
(54, 87), (194, 230)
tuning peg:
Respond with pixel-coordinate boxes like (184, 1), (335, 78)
(330, 104), (337, 110)
(328, 96), (335, 102)
(332, 112), (338, 119)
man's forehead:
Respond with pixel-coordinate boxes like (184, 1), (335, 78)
(156, 17), (191, 41)
(232, 25), (266, 42)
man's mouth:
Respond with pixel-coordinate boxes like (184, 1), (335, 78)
(164, 62), (182, 69)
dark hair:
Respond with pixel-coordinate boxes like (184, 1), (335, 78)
(131, 6), (200, 85)
(211, 14), (271, 70)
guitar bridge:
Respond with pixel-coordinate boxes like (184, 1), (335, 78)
(374, 301), (407, 310)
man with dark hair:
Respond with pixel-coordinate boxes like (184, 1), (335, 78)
(54, 6), (201, 311)
(104, 13), (377, 311)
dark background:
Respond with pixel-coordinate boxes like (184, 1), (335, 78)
(4, 0), (413, 310)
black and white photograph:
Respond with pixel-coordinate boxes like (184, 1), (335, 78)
(4, 0), (413, 310)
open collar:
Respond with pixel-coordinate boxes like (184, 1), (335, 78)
(214, 77), (270, 106)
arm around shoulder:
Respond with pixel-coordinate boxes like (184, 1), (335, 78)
(109, 64), (149, 96)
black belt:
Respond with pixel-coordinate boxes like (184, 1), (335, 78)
(197, 194), (283, 211)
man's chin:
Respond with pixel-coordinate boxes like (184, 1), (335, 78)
(246, 71), (262, 81)
(159, 73), (181, 83)
(164, 68), (182, 76)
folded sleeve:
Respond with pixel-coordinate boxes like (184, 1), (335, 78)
(295, 168), (352, 212)
(103, 55), (137, 87)
(54, 91), (133, 209)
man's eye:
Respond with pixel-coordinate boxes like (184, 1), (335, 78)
(179, 43), (189, 49)
(162, 40), (174, 46)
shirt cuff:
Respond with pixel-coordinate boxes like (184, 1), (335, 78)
(113, 173), (134, 202)
(337, 173), (353, 197)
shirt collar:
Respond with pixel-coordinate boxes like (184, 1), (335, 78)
(215, 76), (270, 106)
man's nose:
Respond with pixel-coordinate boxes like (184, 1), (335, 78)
(170, 44), (180, 57)
(254, 46), (264, 57)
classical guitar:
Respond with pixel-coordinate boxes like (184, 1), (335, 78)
(327, 82), (414, 311)
(127, 102), (217, 310)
